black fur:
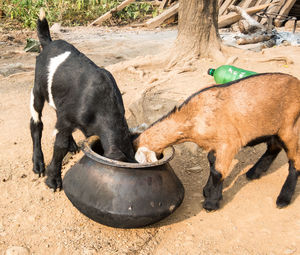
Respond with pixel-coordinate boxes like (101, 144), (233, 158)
(31, 15), (135, 191)
(30, 119), (44, 177)
(246, 136), (282, 180)
(276, 160), (299, 208)
(202, 135), (298, 209)
(203, 151), (223, 211)
(37, 16), (52, 48)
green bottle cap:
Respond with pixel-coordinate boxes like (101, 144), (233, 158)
(208, 68), (215, 76)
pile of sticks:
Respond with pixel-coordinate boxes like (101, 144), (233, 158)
(222, 0), (298, 47)
(219, 0), (297, 27)
(89, 0), (178, 27)
(89, 0), (297, 29)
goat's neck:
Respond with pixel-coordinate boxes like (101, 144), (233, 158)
(135, 111), (191, 154)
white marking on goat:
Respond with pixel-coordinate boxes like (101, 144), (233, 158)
(30, 89), (40, 123)
(135, 147), (158, 163)
(47, 51), (71, 109)
(39, 8), (45, 20)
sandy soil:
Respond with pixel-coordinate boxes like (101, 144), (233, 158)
(1, 25), (300, 255)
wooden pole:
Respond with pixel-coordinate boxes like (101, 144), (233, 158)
(241, 0), (257, 9)
(219, 0), (238, 15)
(218, 1), (279, 28)
(228, 5), (266, 30)
(145, 2), (179, 29)
(159, 0), (169, 10)
(274, 0), (296, 27)
(236, 34), (272, 44)
(89, 0), (136, 26)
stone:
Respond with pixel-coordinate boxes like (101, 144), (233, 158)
(50, 23), (62, 33)
(5, 246), (30, 255)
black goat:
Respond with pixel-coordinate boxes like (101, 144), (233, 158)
(30, 9), (135, 191)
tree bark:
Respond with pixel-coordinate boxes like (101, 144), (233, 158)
(174, 0), (222, 60)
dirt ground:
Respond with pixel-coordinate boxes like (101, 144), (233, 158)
(1, 25), (300, 255)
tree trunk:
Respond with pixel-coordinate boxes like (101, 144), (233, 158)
(174, 0), (223, 60)
(113, 0), (224, 71)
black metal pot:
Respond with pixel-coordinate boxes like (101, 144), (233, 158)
(63, 136), (185, 228)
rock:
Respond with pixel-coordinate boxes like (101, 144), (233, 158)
(128, 88), (178, 126)
(183, 142), (200, 155)
(82, 248), (97, 255)
(281, 40), (291, 47)
(5, 246), (30, 255)
(50, 23), (62, 33)
(0, 63), (26, 77)
(284, 248), (297, 255)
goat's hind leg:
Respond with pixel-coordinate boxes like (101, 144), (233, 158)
(30, 89), (45, 176)
(276, 131), (300, 207)
(246, 136), (282, 180)
(276, 160), (299, 208)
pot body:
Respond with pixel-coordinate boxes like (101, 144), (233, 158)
(63, 139), (184, 228)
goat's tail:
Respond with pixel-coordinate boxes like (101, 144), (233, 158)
(37, 8), (52, 49)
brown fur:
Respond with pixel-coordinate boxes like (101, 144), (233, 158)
(134, 73), (300, 179)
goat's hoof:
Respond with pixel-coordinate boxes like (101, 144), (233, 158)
(276, 195), (291, 208)
(33, 162), (45, 177)
(45, 176), (62, 191)
(203, 199), (220, 212)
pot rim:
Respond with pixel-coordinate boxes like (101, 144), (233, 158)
(82, 136), (175, 168)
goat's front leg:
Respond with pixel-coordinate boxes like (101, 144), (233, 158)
(68, 134), (79, 153)
(45, 131), (69, 191)
(203, 151), (223, 211)
(203, 146), (236, 211)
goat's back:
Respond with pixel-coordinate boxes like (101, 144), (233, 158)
(187, 73), (300, 146)
(35, 40), (124, 110)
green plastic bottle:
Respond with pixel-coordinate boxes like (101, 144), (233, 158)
(208, 65), (257, 84)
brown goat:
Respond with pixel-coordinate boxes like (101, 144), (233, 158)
(134, 73), (300, 211)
